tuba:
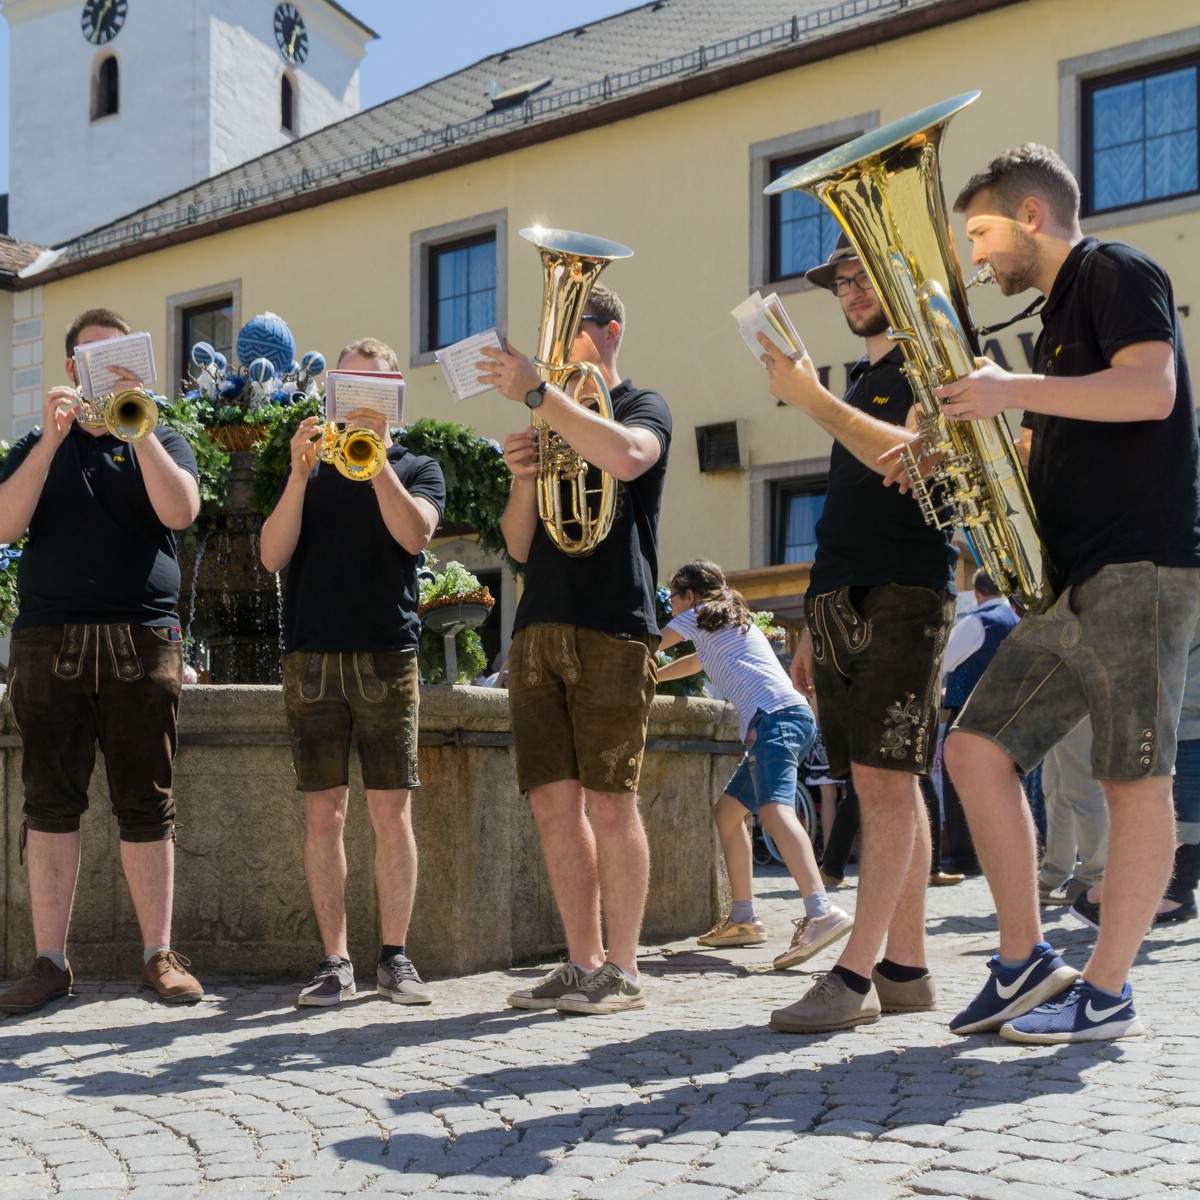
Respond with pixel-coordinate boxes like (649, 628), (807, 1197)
(521, 225), (633, 556)
(76, 388), (159, 442)
(766, 92), (1054, 613)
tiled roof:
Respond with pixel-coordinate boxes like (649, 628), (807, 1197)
(0, 235), (45, 278)
(31, 0), (1000, 276)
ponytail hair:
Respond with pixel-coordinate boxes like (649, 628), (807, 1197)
(669, 560), (754, 633)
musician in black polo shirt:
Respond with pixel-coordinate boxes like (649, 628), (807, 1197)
(935, 143), (1200, 1043)
(260, 337), (446, 1010)
(757, 236), (959, 1034)
(0, 308), (203, 1013)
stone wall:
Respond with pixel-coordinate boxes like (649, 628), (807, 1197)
(1, 685), (739, 981)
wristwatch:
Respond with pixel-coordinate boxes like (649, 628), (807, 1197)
(524, 381), (549, 409)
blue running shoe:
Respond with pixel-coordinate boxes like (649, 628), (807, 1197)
(949, 942), (1079, 1035)
(999, 980), (1144, 1044)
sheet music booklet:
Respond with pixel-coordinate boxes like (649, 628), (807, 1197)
(73, 331), (157, 400)
(324, 371), (405, 424)
(730, 292), (805, 360)
(434, 327), (506, 401)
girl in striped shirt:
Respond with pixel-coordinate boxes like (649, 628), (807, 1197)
(659, 560), (851, 969)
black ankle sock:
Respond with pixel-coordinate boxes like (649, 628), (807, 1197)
(831, 965), (871, 995)
(875, 958), (929, 983)
(379, 944), (406, 964)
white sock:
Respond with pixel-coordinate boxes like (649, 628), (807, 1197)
(143, 945), (169, 964)
(38, 951), (68, 971)
(804, 891), (833, 919)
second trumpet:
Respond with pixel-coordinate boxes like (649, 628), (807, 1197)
(317, 422), (386, 482)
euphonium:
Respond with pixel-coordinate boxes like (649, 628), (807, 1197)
(317, 422), (386, 482)
(76, 388), (159, 442)
(766, 92), (1054, 613)
(521, 225), (633, 556)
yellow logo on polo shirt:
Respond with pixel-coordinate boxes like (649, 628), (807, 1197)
(1055, 345), (1063, 356)
(872, 395), (888, 405)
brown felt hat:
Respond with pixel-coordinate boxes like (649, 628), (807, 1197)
(804, 232), (860, 289)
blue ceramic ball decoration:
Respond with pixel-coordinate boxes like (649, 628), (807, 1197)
(248, 357), (276, 385)
(236, 312), (295, 372)
(214, 351), (227, 371)
(301, 351), (326, 375)
(192, 341), (216, 368)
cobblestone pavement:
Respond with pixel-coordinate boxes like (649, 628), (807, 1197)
(2, 868), (1198, 1199)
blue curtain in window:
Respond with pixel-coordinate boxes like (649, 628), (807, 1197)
(1091, 65), (1198, 211)
(783, 493), (825, 563)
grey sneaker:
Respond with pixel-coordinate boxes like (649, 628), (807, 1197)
(871, 966), (937, 1013)
(769, 972), (881, 1033)
(507, 961), (590, 1010)
(297, 956), (355, 1007)
(697, 915), (767, 947)
(772, 907), (853, 969)
(1040, 877), (1087, 905)
(377, 954), (433, 1005)
(556, 962), (645, 1015)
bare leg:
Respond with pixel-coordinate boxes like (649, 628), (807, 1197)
(586, 789), (650, 977)
(818, 784), (837, 852)
(366, 789), (417, 947)
(26, 829), (82, 954)
(1086, 779), (1174, 993)
(759, 801), (824, 896)
(529, 780), (604, 971)
(882, 795), (932, 968)
(119, 838), (174, 948)
(945, 730), (1043, 961)
(304, 787), (351, 959)
(713, 793), (753, 902)
(833, 765), (923, 977)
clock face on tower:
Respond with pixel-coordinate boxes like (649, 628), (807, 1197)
(274, 3), (309, 65)
(81, 0), (128, 45)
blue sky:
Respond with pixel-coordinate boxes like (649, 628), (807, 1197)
(0, 0), (637, 198)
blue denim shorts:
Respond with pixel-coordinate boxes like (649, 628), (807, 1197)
(955, 562), (1200, 780)
(724, 703), (817, 814)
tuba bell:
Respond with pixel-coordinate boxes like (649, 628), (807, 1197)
(521, 225), (633, 556)
(316, 422), (386, 482)
(766, 91), (1054, 613)
(76, 388), (159, 442)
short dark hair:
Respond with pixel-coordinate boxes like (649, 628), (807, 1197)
(973, 569), (1002, 598)
(338, 337), (399, 371)
(585, 283), (626, 350)
(953, 143), (1080, 228)
(65, 308), (130, 357)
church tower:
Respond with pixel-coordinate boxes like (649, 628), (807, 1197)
(3, 0), (374, 246)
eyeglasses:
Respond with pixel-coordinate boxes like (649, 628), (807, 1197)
(828, 270), (875, 296)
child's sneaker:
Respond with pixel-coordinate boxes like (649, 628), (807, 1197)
(772, 908), (853, 969)
(697, 915), (767, 947)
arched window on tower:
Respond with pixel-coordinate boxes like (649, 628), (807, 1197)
(91, 55), (119, 121)
(281, 74), (298, 134)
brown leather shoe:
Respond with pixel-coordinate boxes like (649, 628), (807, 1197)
(141, 950), (203, 1004)
(0, 956), (72, 1014)
(929, 871), (966, 886)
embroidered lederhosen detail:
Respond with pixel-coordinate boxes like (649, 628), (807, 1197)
(353, 652), (389, 702)
(104, 624), (143, 682)
(53, 624), (90, 681)
(299, 652), (327, 701)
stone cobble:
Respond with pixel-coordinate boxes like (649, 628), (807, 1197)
(2, 870), (1198, 1197)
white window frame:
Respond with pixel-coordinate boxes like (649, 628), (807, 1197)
(1060, 29), (1200, 232)
(410, 210), (508, 367)
(165, 281), (241, 401)
(748, 111), (876, 296)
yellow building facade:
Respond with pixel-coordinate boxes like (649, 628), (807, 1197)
(10, 0), (1199, 641)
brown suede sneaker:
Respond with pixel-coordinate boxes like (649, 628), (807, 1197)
(141, 950), (203, 1004)
(0, 956), (73, 1014)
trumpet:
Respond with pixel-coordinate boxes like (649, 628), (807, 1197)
(316, 421), (386, 482)
(75, 387), (159, 442)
